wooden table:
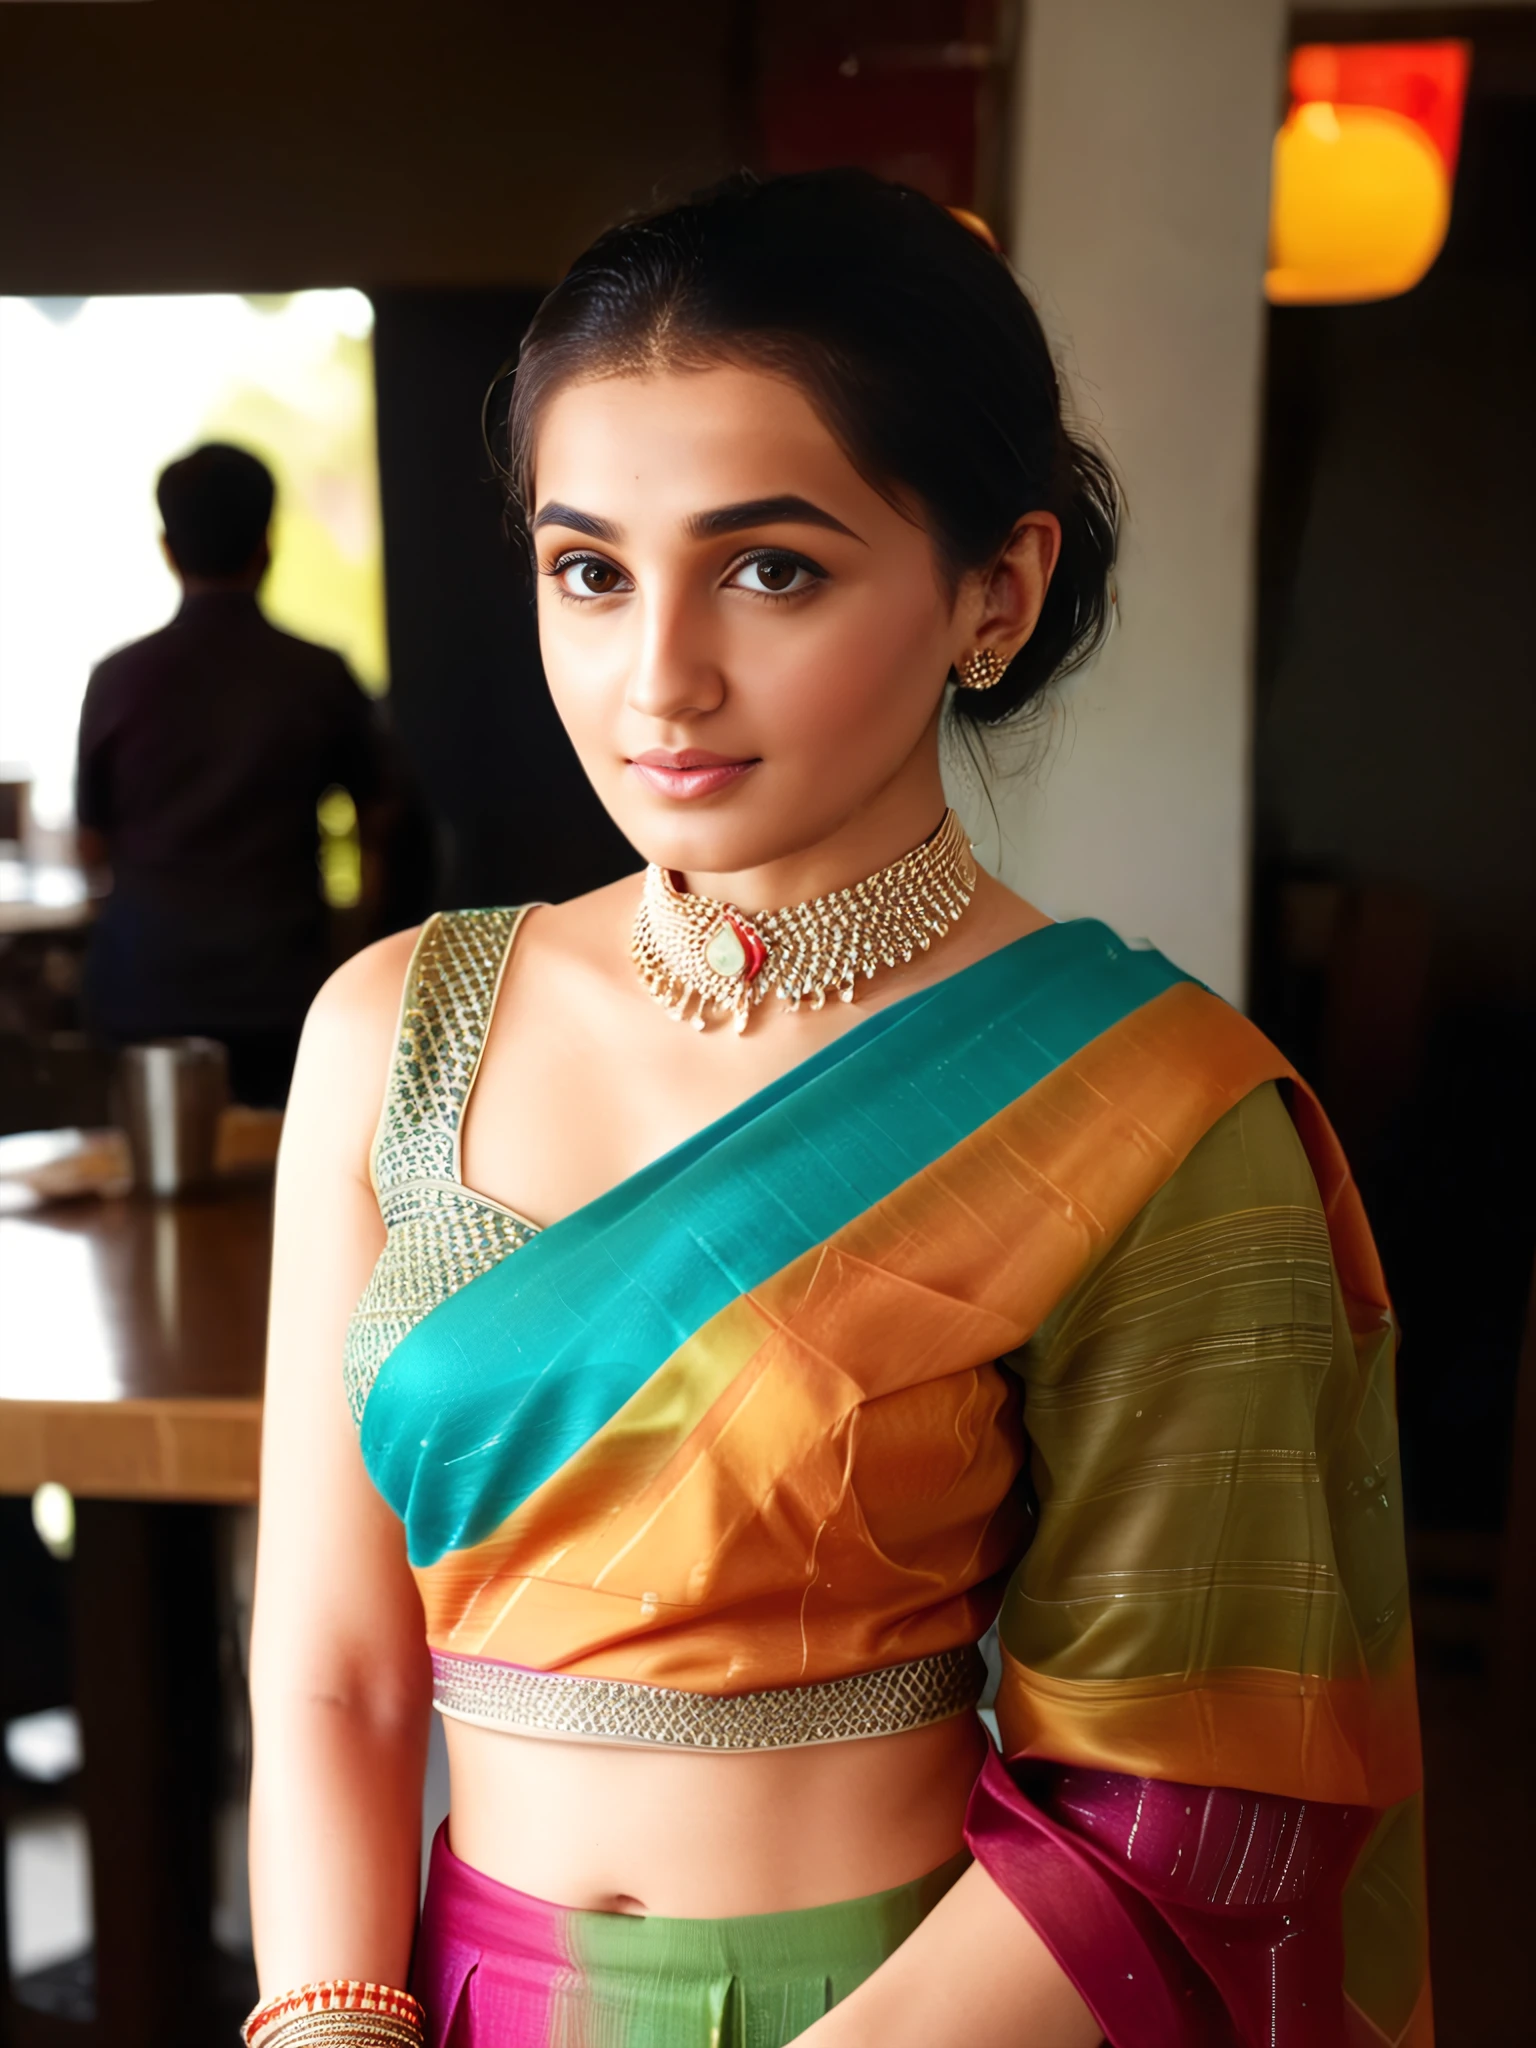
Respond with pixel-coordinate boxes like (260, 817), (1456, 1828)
(0, 1171), (272, 2048)
(0, 1174), (268, 1500)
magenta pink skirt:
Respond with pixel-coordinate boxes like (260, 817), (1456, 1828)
(410, 1823), (967, 2048)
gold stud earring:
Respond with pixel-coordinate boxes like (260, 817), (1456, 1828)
(957, 648), (1008, 691)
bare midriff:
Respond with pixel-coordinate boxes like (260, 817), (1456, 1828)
(444, 1709), (989, 1917)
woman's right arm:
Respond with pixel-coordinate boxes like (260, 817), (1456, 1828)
(248, 930), (430, 1990)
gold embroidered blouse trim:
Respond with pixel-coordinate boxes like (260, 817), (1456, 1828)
(343, 906), (539, 1423)
(431, 1646), (985, 1751)
(632, 807), (978, 1033)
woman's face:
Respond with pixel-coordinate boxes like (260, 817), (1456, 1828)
(529, 364), (977, 886)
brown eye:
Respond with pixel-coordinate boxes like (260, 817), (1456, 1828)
(730, 552), (821, 597)
(556, 555), (628, 597)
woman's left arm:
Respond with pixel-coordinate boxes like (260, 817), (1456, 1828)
(795, 1858), (1101, 2047)
(798, 1077), (1421, 2047)
(797, 1753), (1374, 2048)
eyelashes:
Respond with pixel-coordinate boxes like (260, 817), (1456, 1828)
(728, 547), (827, 599)
(547, 552), (629, 599)
(542, 546), (829, 606)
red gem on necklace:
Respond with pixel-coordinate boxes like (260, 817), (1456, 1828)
(729, 912), (768, 983)
(701, 909), (768, 986)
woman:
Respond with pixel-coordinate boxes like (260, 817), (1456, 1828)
(248, 171), (1429, 2048)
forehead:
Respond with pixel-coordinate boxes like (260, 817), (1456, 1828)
(532, 364), (867, 515)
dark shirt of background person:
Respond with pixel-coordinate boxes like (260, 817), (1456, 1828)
(76, 443), (385, 1108)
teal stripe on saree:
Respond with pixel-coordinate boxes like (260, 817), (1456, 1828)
(362, 918), (1192, 1567)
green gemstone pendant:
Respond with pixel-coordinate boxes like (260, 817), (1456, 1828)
(704, 919), (748, 981)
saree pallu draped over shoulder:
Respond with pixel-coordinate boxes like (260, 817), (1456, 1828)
(356, 916), (1429, 2048)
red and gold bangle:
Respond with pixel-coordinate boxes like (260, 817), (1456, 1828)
(245, 2017), (421, 2048)
(242, 1982), (425, 2048)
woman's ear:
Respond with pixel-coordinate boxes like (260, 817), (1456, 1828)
(965, 511), (1062, 665)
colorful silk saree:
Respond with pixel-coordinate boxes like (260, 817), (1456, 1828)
(413, 1822), (970, 2048)
(348, 909), (1429, 2048)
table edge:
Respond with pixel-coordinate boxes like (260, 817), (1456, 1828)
(0, 1394), (263, 1503)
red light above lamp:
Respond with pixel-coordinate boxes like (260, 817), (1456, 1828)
(1267, 40), (1470, 306)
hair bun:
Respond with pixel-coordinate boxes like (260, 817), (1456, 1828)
(946, 206), (1002, 256)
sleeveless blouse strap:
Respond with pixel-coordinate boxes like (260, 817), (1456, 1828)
(370, 906), (529, 1199)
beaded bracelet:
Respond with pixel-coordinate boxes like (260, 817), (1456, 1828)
(242, 1981), (425, 2048)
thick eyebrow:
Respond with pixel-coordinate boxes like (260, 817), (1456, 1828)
(684, 495), (864, 543)
(531, 502), (623, 541)
(529, 493), (864, 547)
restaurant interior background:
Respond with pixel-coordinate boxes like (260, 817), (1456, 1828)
(0, 0), (1532, 2042)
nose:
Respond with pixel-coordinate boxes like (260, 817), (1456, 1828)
(624, 580), (726, 724)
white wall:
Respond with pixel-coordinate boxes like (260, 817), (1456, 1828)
(961, 0), (1286, 1002)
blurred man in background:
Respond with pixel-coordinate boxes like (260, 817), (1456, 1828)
(75, 442), (387, 1107)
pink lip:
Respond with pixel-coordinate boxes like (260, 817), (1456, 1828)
(629, 751), (759, 800)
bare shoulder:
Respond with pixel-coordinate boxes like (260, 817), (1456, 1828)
(305, 925), (421, 1056)
(282, 926), (424, 1180)
(511, 873), (645, 990)
(940, 869), (1052, 975)
(528, 872), (645, 945)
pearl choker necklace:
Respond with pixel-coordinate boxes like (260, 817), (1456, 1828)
(632, 809), (977, 1033)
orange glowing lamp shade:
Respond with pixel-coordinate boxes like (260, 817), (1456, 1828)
(1266, 41), (1469, 306)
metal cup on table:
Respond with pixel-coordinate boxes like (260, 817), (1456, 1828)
(117, 1037), (229, 1196)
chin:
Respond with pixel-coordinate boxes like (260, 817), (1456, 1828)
(609, 789), (825, 883)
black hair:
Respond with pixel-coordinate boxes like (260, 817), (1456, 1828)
(503, 169), (1118, 727)
(157, 442), (275, 578)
